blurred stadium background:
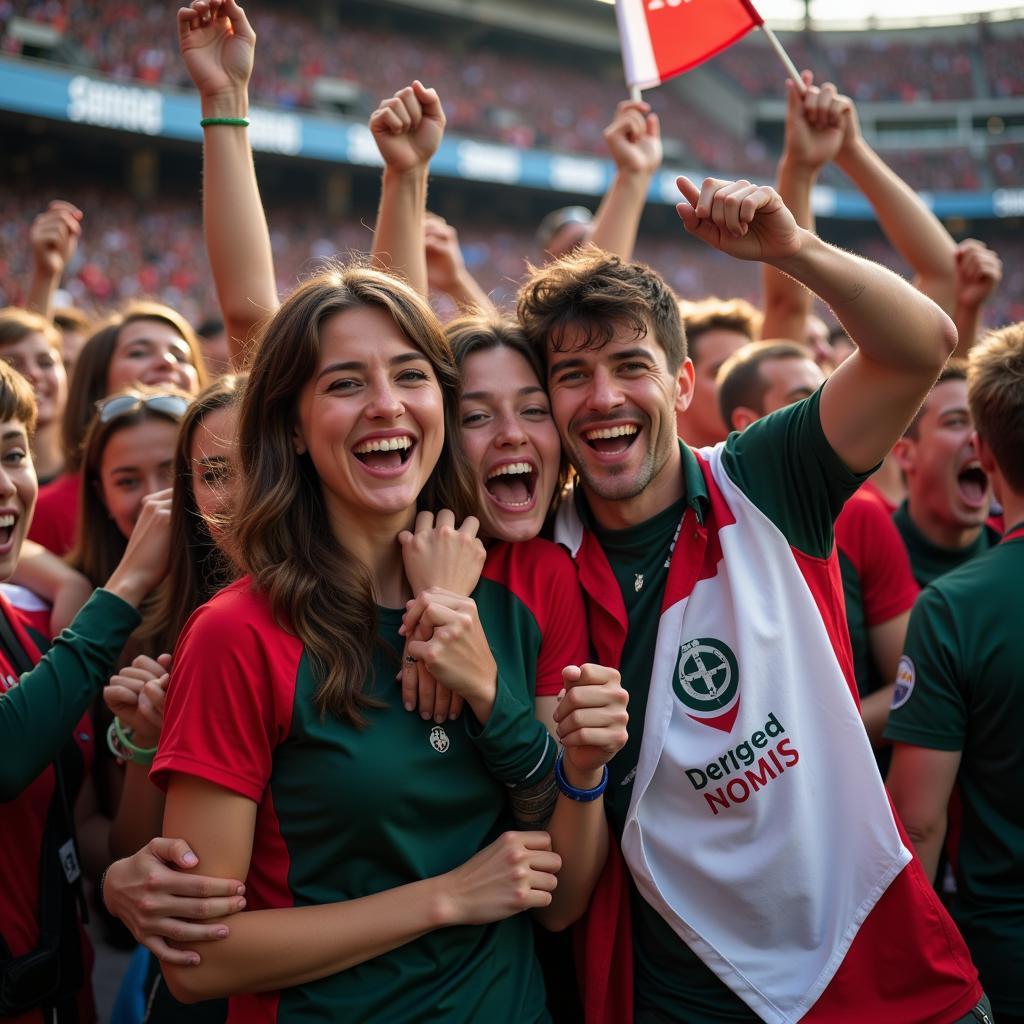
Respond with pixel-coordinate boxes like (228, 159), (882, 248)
(1, 0), (1022, 330)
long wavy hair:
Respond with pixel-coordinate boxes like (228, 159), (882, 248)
(62, 302), (206, 472)
(135, 375), (245, 656)
(232, 264), (476, 724)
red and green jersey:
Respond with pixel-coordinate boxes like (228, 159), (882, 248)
(564, 390), (981, 1024)
(154, 539), (582, 1024)
(481, 537), (589, 699)
(835, 488), (919, 700)
(884, 522), (1024, 1019)
(892, 501), (1000, 587)
(0, 588), (140, 1024)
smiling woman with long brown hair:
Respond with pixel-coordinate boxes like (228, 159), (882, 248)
(150, 264), (565, 1022)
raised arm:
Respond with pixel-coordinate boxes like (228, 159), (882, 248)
(834, 98), (958, 313)
(761, 72), (847, 342)
(0, 492), (169, 798)
(589, 100), (662, 262)
(424, 214), (497, 315)
(676, 176), (956, 474)
(369, 81), (446, 296)
(951, 239), (1002, 358)
(160, 774), (560, 1001)
(178, 0), (277, 369)
(25, 200), (82, 319)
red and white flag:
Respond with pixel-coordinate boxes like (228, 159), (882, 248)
(616, 0), (764, 91)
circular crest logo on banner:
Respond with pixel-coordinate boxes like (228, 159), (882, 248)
(673, 637), (739, 718)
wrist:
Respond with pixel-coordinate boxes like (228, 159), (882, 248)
(30, 259), (60, 279)
(835, 136), (870, 174)
(200, 91), (249, 120)
(382, 164), (429, 187)
(614, 166), (655, 190)
(426, 873), (459, 928)
(465, 671), (497, 725)
(766, 226), (821, 276)
(778, 156), (820, 184)
(104, 568), (150, 609)
(562, 758), (605, 791)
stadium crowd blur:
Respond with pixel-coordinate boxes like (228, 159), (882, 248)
(1, 0), (1024, 1020)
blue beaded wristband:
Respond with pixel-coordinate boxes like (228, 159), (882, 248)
(555, 750), (608, 802)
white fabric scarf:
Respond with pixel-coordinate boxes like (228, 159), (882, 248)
(616, 448), (911, 1023)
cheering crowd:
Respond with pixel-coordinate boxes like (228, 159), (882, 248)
(1, 0), (1021, 1022)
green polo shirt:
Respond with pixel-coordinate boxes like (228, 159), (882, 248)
(892, 502), (998, 586)
(884, 525), (1024, 1017)
(581, 389), (865, 1022)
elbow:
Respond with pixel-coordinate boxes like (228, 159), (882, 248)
(901, 813), (945, 851)
(934, 309), (959, 364)
(532, 903), (582, 934)
(162, 964), (226, 1004)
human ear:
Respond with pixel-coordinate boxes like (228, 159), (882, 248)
(674, 358), (696, 415)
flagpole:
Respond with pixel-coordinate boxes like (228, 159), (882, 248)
(759, 24), (806, 92)
(630, 84), (642, 102)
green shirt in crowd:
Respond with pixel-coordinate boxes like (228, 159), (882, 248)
(884, 524), (1024, 1019)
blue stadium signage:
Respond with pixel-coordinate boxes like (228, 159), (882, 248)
(1, 56), (1017, 221)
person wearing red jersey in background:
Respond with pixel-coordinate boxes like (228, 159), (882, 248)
(0, 359), (171, 1024)
(887, 323), (1024, 1024)
(716, 340), (919, 764)
(674, 297), (761, 448)
(28, 303), (203, 557)
(892, 362), (1001, 587)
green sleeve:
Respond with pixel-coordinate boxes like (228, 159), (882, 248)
(883, 586), (966, 752)
(719, 386), (870, 558)
(0, 589), (140, 799)
(464, 672), (557, 790)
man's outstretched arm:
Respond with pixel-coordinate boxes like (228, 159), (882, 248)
(676, 176), (956, 475)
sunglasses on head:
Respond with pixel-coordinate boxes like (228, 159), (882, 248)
(95, 393), (190, 424)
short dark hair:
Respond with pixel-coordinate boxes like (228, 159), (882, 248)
(0, 358), (38, 435)
(196, 317), (225, 339)
(517, 245), (687, 373)
(904, 361), (968, 439)
(968, 323), (1024, 493)
(53, 307), (92, 334)
(679, 297), (761, 364)
(717, 341), (810, 430)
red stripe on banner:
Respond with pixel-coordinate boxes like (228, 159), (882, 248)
(642, 0), (761, 83)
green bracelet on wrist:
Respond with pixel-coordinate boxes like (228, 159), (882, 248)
(200, 116), (249, 128)
(107, 717), (158, 767)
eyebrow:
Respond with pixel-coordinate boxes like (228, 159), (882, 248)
(548, 346), (657, 376)
(461, 385), (547, 402)
(194, 455), (230, 467)
(110, 459), (175, 475)
(317, 351), (428, 381)
(1, 430), (27, 443)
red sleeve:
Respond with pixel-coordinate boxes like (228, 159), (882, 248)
(530, 541), (590, 697)
(835, 492), (919, 628)
(151, 580), (303, 803)
(27, 473), (80, 556)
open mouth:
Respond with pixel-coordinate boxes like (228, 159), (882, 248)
(956, 463), (988, 507)
(484, 461), (537, 509)
(0, 512), (17, 550)
(582, 423), (640, 456)
(353, 435), (415, 471)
